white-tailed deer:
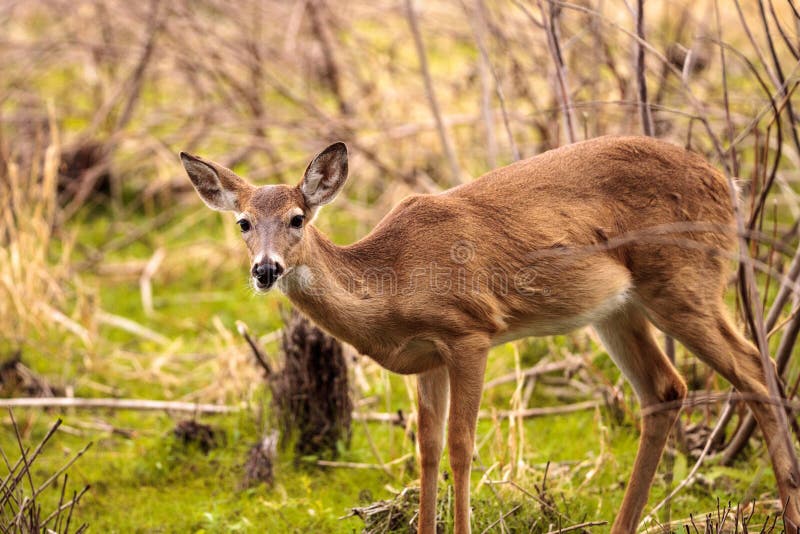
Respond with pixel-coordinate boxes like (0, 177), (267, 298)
(181, 136), (800, 533)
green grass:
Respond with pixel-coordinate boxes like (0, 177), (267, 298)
(2, 401), (783, 532)
(1, 409), (386, 533)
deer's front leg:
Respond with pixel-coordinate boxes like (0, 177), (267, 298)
(446, 338), (489, 534)
(417, 366), (450, 534)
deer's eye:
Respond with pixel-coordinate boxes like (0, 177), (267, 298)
(237, 219), (251, 232)
(290, 214), (305, 229)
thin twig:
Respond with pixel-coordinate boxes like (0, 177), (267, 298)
(765, 234), (800, 330)
(757, 0), (800, 154)
(544, 520), (607, 533)
(484, 356), (583, 390)
(139, 247), (165, 317)
(40, 485), (90, 529)
(114, 0), (163, 132)
(0, 397), (237, 413)
(12, 442), (93, 525)
(315, 453), (412, 471)
(479, 400), (600, 420)
(404, 0), (462, 185)
(480, 504), (522, 534)
(463, 0), (521, 161)
(236, 320), (272, 376)
(634, 0), (653, 136)
(96, 310), (171, 346)
(534, 0), (577, 143)
(714, 0), (738, 177)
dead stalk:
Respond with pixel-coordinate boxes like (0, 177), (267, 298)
(0, 398), (237, 413)
(633, 0), (653, 136)
(403, 0), (462, 184)
(535, 0), (577, 143)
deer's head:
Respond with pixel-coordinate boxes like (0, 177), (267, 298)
(180, 143), (348, 292)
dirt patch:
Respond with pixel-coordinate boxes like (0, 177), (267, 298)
(172, 420), (219, 454)
(241, 430), (278, 488)
(681, 421), (726, 458)
(0, 352), (63, 398)
(57, 140), (112, 208)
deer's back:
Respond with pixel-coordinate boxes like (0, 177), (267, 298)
(335, 136), (737, 358)
(451, 135), (733, 238)
(361, 136), (735, 268)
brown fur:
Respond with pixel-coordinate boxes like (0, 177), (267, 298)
(182, 136), (800, 534)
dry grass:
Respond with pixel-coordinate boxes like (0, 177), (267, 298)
(0, 411), (90, 533)
(0, 109), (94, 354)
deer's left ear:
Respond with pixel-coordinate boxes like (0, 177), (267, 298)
(299, 142), (348, 209)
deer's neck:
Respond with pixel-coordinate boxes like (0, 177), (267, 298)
(278, 226), (380, 351)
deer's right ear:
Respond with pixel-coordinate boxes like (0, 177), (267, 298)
(180, 152), (250, 212)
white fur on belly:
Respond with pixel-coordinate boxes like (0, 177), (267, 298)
(492, 286), (632, 345)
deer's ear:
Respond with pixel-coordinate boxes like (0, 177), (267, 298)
(299, 142), (348, 209)
(180, 152), (251, 212)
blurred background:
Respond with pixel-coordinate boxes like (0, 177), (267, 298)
(1, 0), (800, 531)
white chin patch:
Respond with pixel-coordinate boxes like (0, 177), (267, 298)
(250, 276), (272, 293)
(276, 264), (311, 293)
(294, 265), (314, 290)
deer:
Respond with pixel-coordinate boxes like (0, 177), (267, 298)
(180, 135), (800, 533)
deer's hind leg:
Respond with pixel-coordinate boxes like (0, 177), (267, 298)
(593, 304), (687, 534)
(642, 295), (800, 530)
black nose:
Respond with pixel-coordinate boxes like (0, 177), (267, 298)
(252, 260), (284, 288)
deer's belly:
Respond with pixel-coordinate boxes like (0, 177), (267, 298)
(368, 337), (442, 375)
(491, 286), (631, 345)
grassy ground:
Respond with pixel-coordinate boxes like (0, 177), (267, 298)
(0, 395), (784, 532)
(0, 201), (786, 531)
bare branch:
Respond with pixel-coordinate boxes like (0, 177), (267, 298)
(0, 398), (238, 413)
(634, 0), (653, 136)
(404, 0), (463, 184)
(462, 0), (521, 161)
(530, 0), (577, 144)
(236, 320), (273, 377)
